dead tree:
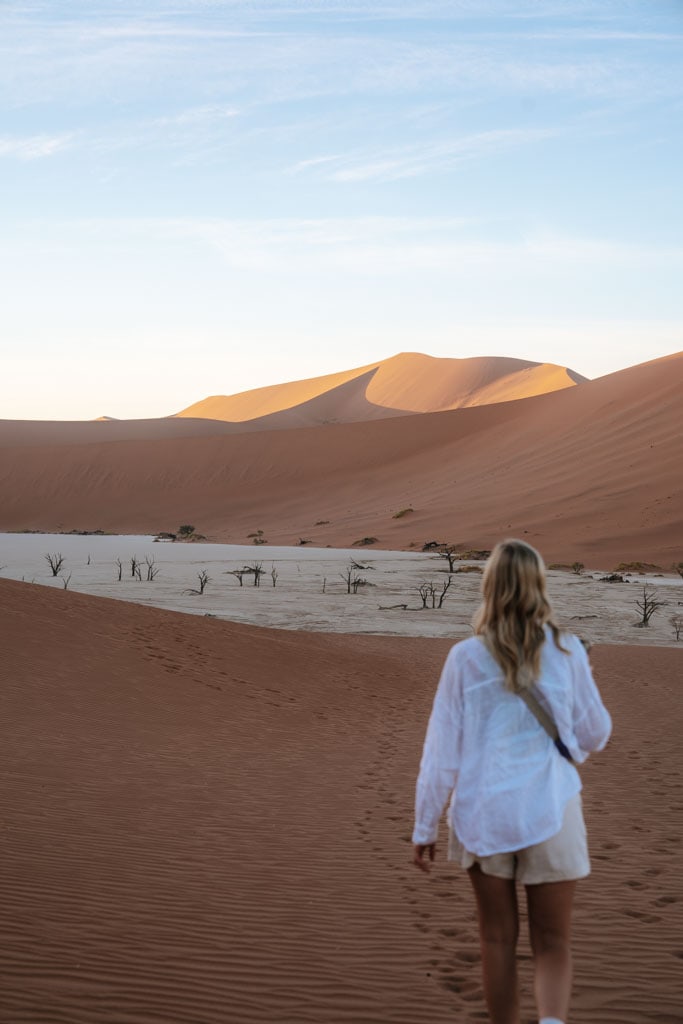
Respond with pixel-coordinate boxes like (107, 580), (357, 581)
(45, 552), (65, 576)
(571, 562), (585, 575)
(437, 577), (453, 608)
(248, 562), (264, 587)
(671, 614), (683, 641)
(145, 556), (160, 581)
(418, 579), (452, 609)
(440, 546), (458, 572)
(341, 564), (355, 594)
(270, 566), (279, 588)
(130, 555), (141, 579)
(341, 563), (365, 594)
(229, 570), (246, 587)
(635, 584), (664, 627)
(62, 574), (72, 590)
(185, 570), (211, 596)
(115, 557), (123, 581)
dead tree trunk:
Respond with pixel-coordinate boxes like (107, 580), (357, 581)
(437, 577), (453, 608)
(145, 556), (159, 581)
(45, 552), (65, 576)
(440, 546), (457, 572)
(635, 584), (664, 626)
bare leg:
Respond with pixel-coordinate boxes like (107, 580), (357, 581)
(525, 880), (576, 1023)
(468, 864), (520, 1024)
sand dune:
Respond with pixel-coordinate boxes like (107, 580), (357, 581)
(0, 414), (238, 448)
(2, 579), (681, 1023)
(0, 354), (584, 446)
(175, 352), (586, 426)
(0, 352), (679, 565)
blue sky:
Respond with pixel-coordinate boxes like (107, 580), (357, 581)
(2, 0), (682, 420)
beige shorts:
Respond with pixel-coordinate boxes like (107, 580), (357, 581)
(448, 794), (590, 885)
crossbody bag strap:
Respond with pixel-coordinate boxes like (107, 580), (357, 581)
(517, 687), (575, 765)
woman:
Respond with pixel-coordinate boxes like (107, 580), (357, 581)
(412, 539), (611, 1024)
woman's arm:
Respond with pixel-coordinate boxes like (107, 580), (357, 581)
(412, 648), (462, 848)
(569, 637), (612, 755)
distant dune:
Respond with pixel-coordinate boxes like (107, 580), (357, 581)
(175, 352), (586, 427)
(0, 351), (679, 565)
(2, 578), (682, 1023)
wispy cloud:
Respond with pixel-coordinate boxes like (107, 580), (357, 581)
(150, 104), (239, 128)
(0, 133), (73, 159)
(1, 3), (678, 111)
(289, 127), (557, 183)
(42, 215), (683, 277)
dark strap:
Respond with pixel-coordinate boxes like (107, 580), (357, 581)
(517, 687), (575, 765)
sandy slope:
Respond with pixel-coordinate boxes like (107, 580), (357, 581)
(175, 352), (585, 425)
(0, 352), (680, 565)
(0, 354), (582, 445)
(1, 579), (681, 1024)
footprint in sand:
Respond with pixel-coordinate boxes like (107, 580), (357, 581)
(622, 908), (662, 924)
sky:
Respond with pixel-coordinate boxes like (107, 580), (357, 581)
(2, 0), (682, 420)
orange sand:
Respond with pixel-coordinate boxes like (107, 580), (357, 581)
(0, 352), (680, 565)
(175, 352), (584, 424)
(1, 578), (681, 1023)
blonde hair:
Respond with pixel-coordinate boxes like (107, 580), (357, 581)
(473, 539), (567, 691)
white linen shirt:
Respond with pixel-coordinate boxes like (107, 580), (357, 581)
(412, 630), (612, 857)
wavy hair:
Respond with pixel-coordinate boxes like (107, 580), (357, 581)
(473, 539), (567, 691)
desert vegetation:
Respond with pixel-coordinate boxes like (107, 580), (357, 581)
(185, 569), (211, 596)
(341, 562), (366, 594)
(44, 552), (65, 577)
(634, 585), (665, 627)
(417, 578), (452, 609)
(3, 535), (680, 647)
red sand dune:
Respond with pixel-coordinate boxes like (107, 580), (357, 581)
(0, 352), (680, 565)
(2, 578), (682, 1023)
(175, 352), (585, 426)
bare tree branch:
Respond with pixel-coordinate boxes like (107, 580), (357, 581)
(635, 584), (665, 627)
(44, 552), (65, 576)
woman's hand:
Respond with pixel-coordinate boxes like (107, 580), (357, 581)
(413, 842), (436, 872)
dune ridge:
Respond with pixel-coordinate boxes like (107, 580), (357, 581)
(174, 352), (586, 426)
(0, 352), (679, 565)
(2, 579), (681, 1023)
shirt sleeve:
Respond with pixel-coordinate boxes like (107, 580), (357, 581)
(412, 647), (462, 845)
(568, 637), (612, 761)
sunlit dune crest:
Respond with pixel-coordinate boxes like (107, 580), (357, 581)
(174, 352), (587, 424)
